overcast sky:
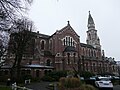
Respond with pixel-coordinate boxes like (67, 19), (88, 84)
(28, 0), (120, 61)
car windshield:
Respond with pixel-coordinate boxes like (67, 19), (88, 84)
(100, 78), (110, 81)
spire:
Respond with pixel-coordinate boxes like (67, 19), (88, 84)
(88, 11), (95, 28)
(88, 11), (94, 25)
(86, 11), (101, 49)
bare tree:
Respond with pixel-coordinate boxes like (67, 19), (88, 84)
(0, 0), (33, 64)
(9, 17), (35, 81)
(0, 31), (9, 68)
(0, 0), (33, 32)
(0, 39), (5, 66)
(0, 0), (33, 21)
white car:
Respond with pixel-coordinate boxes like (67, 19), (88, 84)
(95, 77), (113, 90)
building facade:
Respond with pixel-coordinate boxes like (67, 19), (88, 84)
(2, 12), (118, 77)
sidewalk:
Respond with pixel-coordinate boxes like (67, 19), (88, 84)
(25, 81), (52, 90)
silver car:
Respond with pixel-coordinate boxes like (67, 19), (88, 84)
(95, 77), (113, 90)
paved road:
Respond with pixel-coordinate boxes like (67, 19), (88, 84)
(25, 82), (120, 90)
(25, 81), (51, 90)
(113, 85), (120, 90)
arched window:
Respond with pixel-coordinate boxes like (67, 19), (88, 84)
(94, 51), (96, 57)
(68, 37), (70, 46)
(49, 40), (52, 50)
(70, 38), (72, 46)
(63, 39), (65, 46)
(86, 62), (88, 71)
(73, 53), (76, 63)
(67, 53), (70, 64)
(41, 40), (45, 50)
(36, 70), (39, 77)
(89, 33), (91, 40)
(112, 66), (114, 71)
(89, 49), (91, 56)
(73, 41), (75, 46)
(91, 50), (93, 57)
(66, 37), (68, 45)
(83, 48), (85, 55)
(63, 36), (76, 47)
(46, 59), (51, 66)
(95, 33), (97, 38)
(93, 63), (96, 72)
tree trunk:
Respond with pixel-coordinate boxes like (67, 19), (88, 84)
(16, 56), (22, 80)
(10, 51), (23, 82)
(10, 54), (18, 82)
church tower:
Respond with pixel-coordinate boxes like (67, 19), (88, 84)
(86, 11), (101, 49)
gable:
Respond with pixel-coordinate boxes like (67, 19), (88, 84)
(58, 24), (80, 39)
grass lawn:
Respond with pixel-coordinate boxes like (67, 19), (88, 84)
(0, 86), (11, 90)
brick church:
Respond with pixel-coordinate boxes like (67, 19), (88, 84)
(1, 12), (118, 77)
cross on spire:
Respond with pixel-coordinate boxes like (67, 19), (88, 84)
(67, 21), (70, 26)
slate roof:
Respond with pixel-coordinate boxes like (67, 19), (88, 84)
(80, 43), (94, 49)
(64, 46), (77, 52)
(0, 65), (12, 69)
(22, 64), (54, 69)
(1, 64), (54, 69)
(40, 51), (54, 57)
(32, 31), (50, 39)
(80, 43), (101, 50)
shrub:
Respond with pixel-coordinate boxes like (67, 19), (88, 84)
(46, 70), (67, 81)
(31, 77), (40, 82)
(0, 86), (11, 90)
(17, 74), (32, 83)
(0, 76), (9, 82)
(80, 71), (95, 79)
(59, 77), (96, 90)
(41, 75), (55, 82)
(59, 77), (82, 89)
(23, 74), (32, 80)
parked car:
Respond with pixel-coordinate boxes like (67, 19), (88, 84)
(112, 76), (120, 80)
(80, 77), (84, 80)
(89, 76), (97, 80)
(95, 77), (113, 90)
